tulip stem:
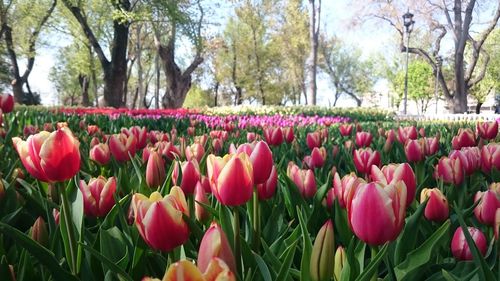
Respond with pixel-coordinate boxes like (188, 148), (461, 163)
(60, 186), (78, 275)
(252, 188), (261, 251)
(371, 246), (379, 281)
(233, 207), (241, 277)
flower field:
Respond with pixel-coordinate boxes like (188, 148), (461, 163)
(0, 100), (499, 280)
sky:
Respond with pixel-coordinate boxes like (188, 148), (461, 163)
(27, 0), (395, 106)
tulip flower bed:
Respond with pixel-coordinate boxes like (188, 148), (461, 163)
(0, 102), (499, 281)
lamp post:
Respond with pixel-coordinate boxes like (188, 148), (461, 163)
(434, 56), (443, 115)
(402, 10), (415, 115)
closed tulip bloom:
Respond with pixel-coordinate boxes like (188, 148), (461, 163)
(122, 126), (148, 150)
(451, 128), (476, 150)
(477, 121), (498, 140)
(434, 157), (464, 185)
(353, 148), (381, 175)
(132, 187), (189, 252)
(451, 227), (487, 261)
(195, 181), (209, 222)
(344, 140), (354, 151)
(480, 143), (500, 173)
(89, 143), (110, 166)
(200, 175), (211, 193)
(283, 127), (295, 143)
(0, 93), (14, 113)
(79, 176), (117, 217)
(109, 133), (137, 162)
(263, 127), (284, 146)
(419, 127), (426, 137)
(333, 172), (365, 209)
(249, 141), (273, 184)
(203, 258), (236, 281)
(339, 124), (353, 136)
(355, 132), (373, 147)
(495, 209), (500, 240)
(207, 153), (253, 206)
(383, 129), (396, 153)
(53, 209), (60, 225)
(307, 132), (322, 150)
(449, 147), (480, 175)
(185, 143), (205, 163)
(371, 163), (416, 206)
(397, 126), (418, 144)
(307, 147), (327, 169)
(212, 138), (223, 155)
(348, 181), (407, 245)
(257, 165), (277, 200)
(287, 162), (317, 198)
(163, 260), (204, 281)
(310, 220), (335, 281)
(424, 137), (440, 156)
(146, 151), (166, 189)
(172, 159), (201, 195)
(420, 188), (449, 222)
(246, 132), (257, 142)
(474, 190), (500, 226)
(31, 217), (49, 247)
(12, 127), (81, 183)
(323, 188), (336, 208)
(334, 246), (346, 281)
(404, 139), (426, 162)
(198, 222), (237, 275)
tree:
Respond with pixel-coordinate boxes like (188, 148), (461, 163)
(361, 0), (500, 113)
(61, 0), (132, 108)
(319, 36), (375, 106)
(0, 0), (56, 104)
(305, 0), (321, 105)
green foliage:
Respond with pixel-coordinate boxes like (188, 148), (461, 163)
(392, 60), (435, 113)
(183, 84), (214, 108)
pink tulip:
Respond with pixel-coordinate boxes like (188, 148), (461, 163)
(257, 165), (277, 200)
(79, 176), (117, 217)
(306, 132), (322, 150)
(109, 133), (137, 162)
(404, 139), (426, 163)
(172, 159), (201, 195)
(451, 128), (476, 150)
(353, 148), (381, 175)
(194, 181), (209, 222)
(449, 147), (480, 175)
(480, 143), (500, 173)
(370, 163), (416, 207)
(383, 129), (396, 153)
(477, 121), (498, 140)
(122, 126), (148, 150)
(451, 227), (487, 260)
(198, 222), (237, 275)
(424, 137), (440, 156)
(348, 181), (407, 245)
(287, 162), (317, 198)
(185, 143), (205, 163)
(146, 151), (166, 189)
(397, 126), (418, 144)
(306, 147), (327, 169)
(89, 143), (110, 166)
(263, 127), (284, 146)
(333, 172), (365, 209)
(355, 132), (373, 147)
(248, 141), (273, 185)
(420, 188), (449, 222)
(434, 157), (464, 185)
(283, 127), (295, 143)
(474, 190), (500, 226)
(339, 124), (353, 137)
(0, 93), (14, 113)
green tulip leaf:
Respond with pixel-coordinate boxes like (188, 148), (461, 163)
(276, 238), (298, 281)
(297, 206), (313, 281)
(356, 243), (389, 281)
(81, 242), (133, 281)
(254, 252), (273, 281)
(394, 199), (427, 264)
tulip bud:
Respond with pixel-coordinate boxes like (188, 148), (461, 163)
(31, 216), (49, 247)
(383, 129), (396, 153)
(212, 138), (223, 155)
(355, 132), (372, 147)
(306, 132), (322, 150)
(53, 209), (60, 225)
(397, 126), (418, 144)
(451, 227), (487, 261)
(172, 159), (201, 195)
(419, 127), (426, 137)
(434, 157), (464, 185)
(249, 141), (273, 184)
(0, 177), (5, 202)
(477, 121), (498, 140)
(494, 209), (500, 240)
(420, 188), (449, 222)
(123, 126), (148, 150)
(263, 127), (284, 146)
(257, 165), (277, 200)
(146, 151), (166, 189)
(339, 124), (353, 137)
(203, 258), (236, 281)
(310, 220), (335, 281)
(185, 143), (205, 163)
(109, 133), (137, 162)
(423, 137), (439, 156)
(89, 143), (111, 166)
(0, 93), (14, 113)
(283, 127), (294, 143)
(452, 128), (476, 150)
(79, 176), (117, 217)
(334, 246), (346, 281)
(247, 132), (257, 142)
(163, 260), (204, 280)
(449, 147), (480, 175)
(47, 183), (60, 204)
(198, 222), (237, 275)
(473, 190), (500, 226)
(287, 162), (317, 198)
(195, 181), (209, 222)
(308, 147), (327, 169)
(323, 188), (335, 208)
(480, 143), (500, 173)
(404, 139), (426, 163)
(331, 145), (339, 158)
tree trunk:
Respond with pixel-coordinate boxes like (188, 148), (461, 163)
(79, 74), (90, 106)
(305, 0), (321, 105)
(475, 102), (482, 114)
(136, 24), (146, 109)
(214, 81), (219, 107)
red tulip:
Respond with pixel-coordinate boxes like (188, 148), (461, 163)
(172, 159), (201, 195)
(306, 132), (322, 150)
(355, 132), (372, 147)
(283, 127), (295, 143)
(434, 157), (464, 185)
(198, 222), (237, 275)
(146, 151), (166, 189)
(404, 139), (425, 163)
(89, 143), (110, 166)
(79, 176), (117, 217)
(132, 187), (189, 252)
(206, 153), (253, 206)
(339, 124), (353, 137)
(451, 128), (476, 150)
(200, 175), (211, 193)
(348, 181), (407, 245)
(451, 227), (487, 260)
(122, 126), (148, 150)
(12, 127), (81, 182)
(424, 137), (439, 156)
(323, 188), (336, 208)
(419, 127), (426, 137)
(449, 147), (480, 175)
(474, 190), (500, 226)
(87, 125), (100, 136)
(23, 124), (39, 137)
(333, 172), (365, 209)
(370, 163), (416, 206)
(248, 141), (273, 185)
(185, 143), (205, 163)
(477, 121), (498, 140)
(263, 127), (284, 146)
(194, 181), (209, 222)
(397, 126), (418, 144)
(420, 188), (449, 222)
(353, 148), (381, 175)
(257, 165), (277, 200)
(109, 133), (137, 162)
(480, 143), (500, 173)
(0, 93), (14, 113)
(287, 162), (317, 198)
(306, 147), (327, 169)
